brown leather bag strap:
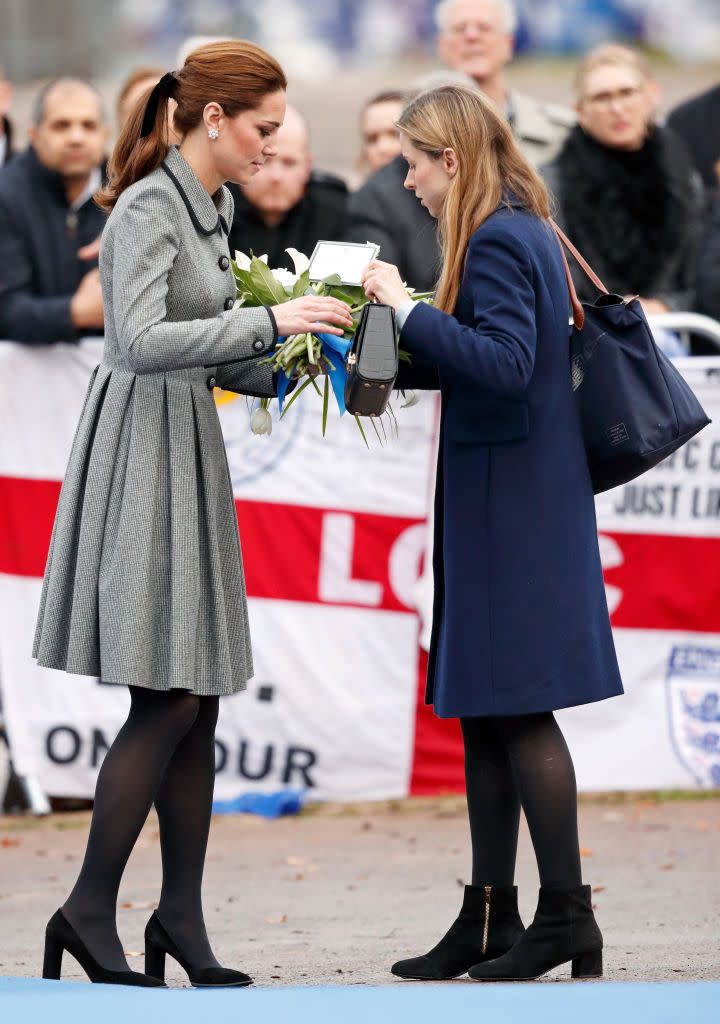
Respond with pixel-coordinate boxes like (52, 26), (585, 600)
(548, 218), (611, 332)
(557, 240), (586, 331)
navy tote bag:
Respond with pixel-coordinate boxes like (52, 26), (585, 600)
(552, 221), (710, 494)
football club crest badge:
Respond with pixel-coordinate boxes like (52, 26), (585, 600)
(666, 645), (720, 788)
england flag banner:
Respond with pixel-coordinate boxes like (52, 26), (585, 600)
(1, 341), (719, 803)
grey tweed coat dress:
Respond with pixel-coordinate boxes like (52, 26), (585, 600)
(33, 146), (279, 696)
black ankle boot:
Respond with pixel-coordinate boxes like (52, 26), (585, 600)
(144, 911), (252, 988)
(42, 909), (166, 987)
(391, 885), (525, 980)
(468, 885), (603, 981)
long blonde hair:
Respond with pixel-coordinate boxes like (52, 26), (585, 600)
(397, 86), (550, 313)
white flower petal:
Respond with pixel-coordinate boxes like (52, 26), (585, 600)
(234, 250), (251, 271)
(250, 407), (273, 435)
(258, 254), (269, 264)
(271, 267), (298, 288)
(285, 247), (310, 275)
(400, 390), (419, 408)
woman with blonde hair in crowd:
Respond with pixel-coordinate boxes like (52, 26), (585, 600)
(362, 84), (622, 982)
(541, 45), (704, 332)
(34, 39), (352, 988)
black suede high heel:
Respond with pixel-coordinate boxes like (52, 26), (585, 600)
(144, 911), (252, 988)
(42, 909), (166, 987)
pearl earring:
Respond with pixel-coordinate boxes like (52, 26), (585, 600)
(208, 128), (219, 140)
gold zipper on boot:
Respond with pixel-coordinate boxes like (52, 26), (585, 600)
(481, 885), (492, 956)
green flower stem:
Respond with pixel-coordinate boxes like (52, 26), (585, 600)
(280, 375), (314, 418)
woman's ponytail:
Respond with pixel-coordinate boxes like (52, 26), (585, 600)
(95, 75), (175, 213)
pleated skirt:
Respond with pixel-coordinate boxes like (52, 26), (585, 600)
(33, 361), (254, 695)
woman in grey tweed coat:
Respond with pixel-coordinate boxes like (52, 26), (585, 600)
(35, 41), (353, 988)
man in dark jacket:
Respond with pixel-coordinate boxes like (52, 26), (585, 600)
(698, 198), (720, 324)
(227, 105), (347, 272)
(0, 66), (14, 166)
(348, 154), (440, 293)
(0, 78), (108, 344)
(667, 83), (720, 192)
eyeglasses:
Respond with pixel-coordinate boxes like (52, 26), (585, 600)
(582, 85), (644, 109)
(447, 20), (498, 36)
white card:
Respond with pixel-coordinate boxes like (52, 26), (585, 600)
(308, 240), (380, 286)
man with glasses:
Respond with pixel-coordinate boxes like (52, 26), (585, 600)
(435, 0), (575, 167)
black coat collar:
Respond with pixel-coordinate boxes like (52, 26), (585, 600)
(161, 145), (232, 236)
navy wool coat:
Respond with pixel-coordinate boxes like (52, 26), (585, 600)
(398, 201), (623, 718)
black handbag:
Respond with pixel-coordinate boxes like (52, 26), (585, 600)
(344, 302), (398, 417)
(552, 221), (711, 494)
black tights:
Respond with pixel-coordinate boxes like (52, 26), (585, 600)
(62, 687), (220, 971)
(460, 712), (582, 890)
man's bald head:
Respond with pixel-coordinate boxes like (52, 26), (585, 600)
(33, 78), (105, 126)
(242, 103), (313, 226)
(275, 105), (311, 155)
(30, 78), (109, 181)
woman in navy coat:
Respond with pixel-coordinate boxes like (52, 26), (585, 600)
(362, 85), (623, 983)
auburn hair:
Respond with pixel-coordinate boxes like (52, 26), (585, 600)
(397, 86), (550, 313)
(97, 40), (287, 212)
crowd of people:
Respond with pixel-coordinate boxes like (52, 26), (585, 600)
(0, 0), (719, 352)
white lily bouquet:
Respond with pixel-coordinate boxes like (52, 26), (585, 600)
(232, 247), (431, 444)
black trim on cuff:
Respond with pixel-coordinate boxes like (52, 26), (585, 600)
(264, 304), (279, 343)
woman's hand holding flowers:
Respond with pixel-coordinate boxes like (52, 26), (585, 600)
(271, 295), (353, 337)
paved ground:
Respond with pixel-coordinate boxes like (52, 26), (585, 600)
(1, 794), (718, 988)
